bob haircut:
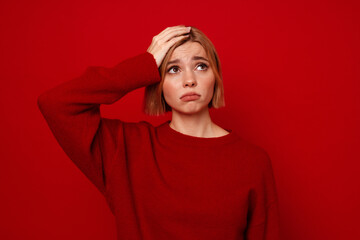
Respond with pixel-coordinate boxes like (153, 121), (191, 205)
(143, 26), (225, 116)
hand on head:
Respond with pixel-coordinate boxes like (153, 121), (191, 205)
(147, 25), (191, 68)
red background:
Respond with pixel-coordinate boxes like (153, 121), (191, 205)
(0, 0), (359, 239)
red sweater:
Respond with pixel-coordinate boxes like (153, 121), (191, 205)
(37, 51), (280, 240)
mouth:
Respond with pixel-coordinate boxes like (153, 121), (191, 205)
(180, 92), (201, 101)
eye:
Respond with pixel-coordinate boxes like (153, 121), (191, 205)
(166, 63), (208, 74)
(167, 66), (180, 74)
(196, 63), (208, 71)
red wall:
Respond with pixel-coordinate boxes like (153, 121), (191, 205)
(0, 0), (359, 239)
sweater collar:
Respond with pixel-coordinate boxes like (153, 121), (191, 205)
(156, 120), (240, 147)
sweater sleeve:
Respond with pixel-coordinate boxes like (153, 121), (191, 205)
(245, 150), (281, 240)
(37, 51), (161, 199)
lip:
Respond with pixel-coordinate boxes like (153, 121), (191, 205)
(180, 92), (201, 99)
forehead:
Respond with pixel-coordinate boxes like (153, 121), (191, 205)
(169, 41), (207, 60)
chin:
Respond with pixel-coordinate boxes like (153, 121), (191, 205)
(172, 104), (209, 116)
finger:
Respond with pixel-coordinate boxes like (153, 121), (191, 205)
(158, 28), (190, 45)
(156, 25), (186, 38)
(157, 26), (190, 43)
(164, 34), (190, 48)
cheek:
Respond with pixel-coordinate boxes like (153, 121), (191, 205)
(162, 80), (177, 101)
(162, 81), (170, 98)
(203, 70), (215, 87)
(204, 77), (216, 97)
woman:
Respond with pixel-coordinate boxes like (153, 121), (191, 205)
(38, 25), (280, 240)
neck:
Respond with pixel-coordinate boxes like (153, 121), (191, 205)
(169, 107), (216, 138)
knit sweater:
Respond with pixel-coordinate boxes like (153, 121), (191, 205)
(37, 51), (280, 240)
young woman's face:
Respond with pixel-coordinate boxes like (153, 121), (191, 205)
(162, 41), (215, 115)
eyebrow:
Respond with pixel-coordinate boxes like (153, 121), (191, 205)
(166, 56), (209, 65)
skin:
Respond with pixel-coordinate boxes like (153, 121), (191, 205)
(147, 25), (229, 138)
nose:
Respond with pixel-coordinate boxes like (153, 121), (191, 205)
(183, 71), (197, 88)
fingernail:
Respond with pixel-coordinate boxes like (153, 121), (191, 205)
(187, 27), (191, 31)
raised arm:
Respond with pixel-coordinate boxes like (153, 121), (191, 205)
(37, 25), (192, 201)
(37, 52), (161, 197)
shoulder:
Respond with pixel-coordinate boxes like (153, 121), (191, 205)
(236, 139), (273, 172)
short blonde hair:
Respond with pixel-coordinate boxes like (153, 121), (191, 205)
(143, 26), (225, 116)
